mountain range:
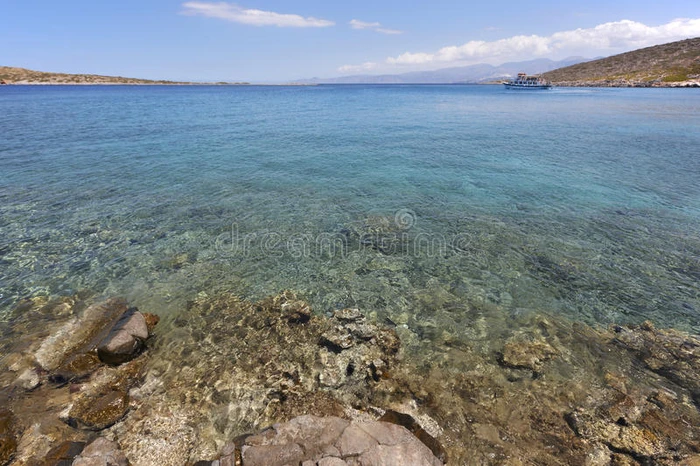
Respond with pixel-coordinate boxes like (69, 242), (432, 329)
(293, 57), (590, 84)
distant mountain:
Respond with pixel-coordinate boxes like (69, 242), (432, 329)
(294, 57), (590, 85)
(542, 37), (700, 87)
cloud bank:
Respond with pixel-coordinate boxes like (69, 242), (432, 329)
(182, 2), (334, 28)
(340, 18), (700, 73)
(350, 19), (403, 35)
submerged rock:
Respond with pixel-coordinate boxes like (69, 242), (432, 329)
(0, 297), (159, 464)
(113, 407), (197, 466)
(34, 298), (128, 371)
(51, 352), (101, 385)
(72, 437), (129, 466)
(14, 368), (41, 391)
(67, 389), (130, 430)
(498, 336), (558, 372)
(43, 440), (86, 466)
(97, 308), (149, 365)
(0, 409), (18, 466)
(613, 323), (700, 401)
(112, 291), (403, 463)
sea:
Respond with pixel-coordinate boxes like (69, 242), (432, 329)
(1, 84), (699, 335)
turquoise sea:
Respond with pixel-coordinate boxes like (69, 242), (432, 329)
(1, 84), (699, 334)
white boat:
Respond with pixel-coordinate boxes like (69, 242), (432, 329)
(504, 73), (552, 89)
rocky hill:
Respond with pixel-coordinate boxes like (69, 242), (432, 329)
(0, 66), (190, 85)
(542, 37), (700, 87)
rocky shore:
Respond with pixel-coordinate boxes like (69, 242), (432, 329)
(1, 291), (699, 465)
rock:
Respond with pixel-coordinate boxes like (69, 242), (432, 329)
(51, 352), (101, 384)
(113, 408), (197, 466)
(72, 437), (129, 466)
(43, 441), (86, 466)
(378, 410), (447, 463)
(354, 420), (417, 446)
(358, 442), (443, 466)
(67, 389), (129, 430)
(498, 337), (558, 372)
(143, 313), (160, 335)
(34, 298), (128, 371)
(0, 409), (18, 466)
(318, 458), (348, 466)
(321, 328), (356, 352)
(241, 443), (305, 466)
(335, 424), (377, 456)
(97, 308), (149, 365)
(15, 368), (41, 390)
(262, 290), (312, 324)
(218, 442), (236, 466)
(566, 411), (663, 458)
(334, 308), (365, 323)
(613, 324), (700, 400)
(239, 415), (444, 466)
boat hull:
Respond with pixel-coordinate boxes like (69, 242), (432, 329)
(504, 83), (552, 89)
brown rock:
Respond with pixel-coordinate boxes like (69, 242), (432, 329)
(613, 324), (700, 399)
(321, 328), (356, 352)
(34, 298), (128, 371)
(97, 308), (149, 365)
(43, 441), (86, 466)
(68, 389), (129, 430)
(51, 352), (101, 384)
(0, 409), (18, 466)
(143, 313), (160, 335)
(334, 308), (365, 323)
(15, 367), (41, 390)
(498, 337), (558, 372)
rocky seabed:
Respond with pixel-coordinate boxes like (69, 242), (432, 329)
(1, 291), (699, 465)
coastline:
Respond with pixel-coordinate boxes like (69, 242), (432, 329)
(1, 290), (699, 465)
(3, 81), (699, 87)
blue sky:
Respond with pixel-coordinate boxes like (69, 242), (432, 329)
(2, 1), (700, 82)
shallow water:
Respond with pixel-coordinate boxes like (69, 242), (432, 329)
(1, 84), (699, 334)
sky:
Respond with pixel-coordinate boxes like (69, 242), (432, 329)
(2, 1), (700, 82)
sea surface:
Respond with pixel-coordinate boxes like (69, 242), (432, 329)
(1, 84), (699, 335)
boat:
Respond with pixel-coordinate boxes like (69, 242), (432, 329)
(504, 73), (552, 89)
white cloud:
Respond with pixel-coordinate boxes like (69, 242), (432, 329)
(351, 18), (700, 71)
(349, 19), (403, 35)
(181, 2), (334, 28)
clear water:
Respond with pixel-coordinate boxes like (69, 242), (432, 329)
(1, 84), (699, 333)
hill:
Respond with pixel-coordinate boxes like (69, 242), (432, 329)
(294, 57), (589, 85)
(0, 66), (190, 85)
(542, 37), (700, 87)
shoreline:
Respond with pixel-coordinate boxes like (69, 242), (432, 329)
(2, 81), (699, 87)
(1, 290), (699, 465)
